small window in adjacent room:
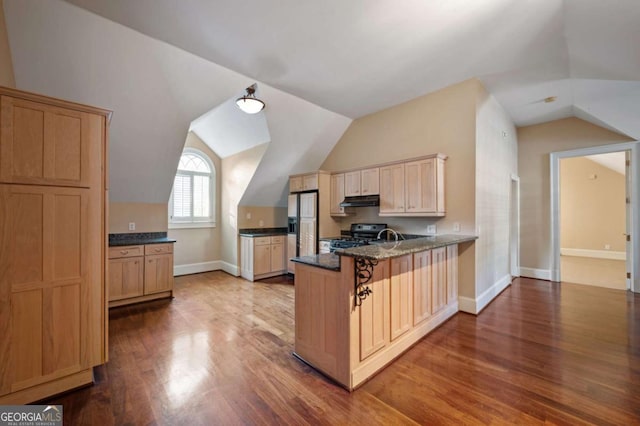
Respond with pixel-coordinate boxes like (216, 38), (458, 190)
(169, 148), (215, 228)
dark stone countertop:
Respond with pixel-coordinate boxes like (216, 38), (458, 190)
(335, 234), (477, 260)
(109, 232), (176, 247)
(291, 253), (341, 271)
(238, 227), (288, 237)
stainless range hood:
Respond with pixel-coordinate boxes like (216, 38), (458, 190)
(339, 195), (380, 208)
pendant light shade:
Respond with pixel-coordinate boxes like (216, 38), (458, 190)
(236, 85), (265, 114)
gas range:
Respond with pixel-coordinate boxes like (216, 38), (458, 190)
(329, 223), (388, 252)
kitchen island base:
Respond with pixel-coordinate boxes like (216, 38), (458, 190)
(294, 241), (465, 391)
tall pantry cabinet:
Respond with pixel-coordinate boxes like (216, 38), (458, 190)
(0, 86), (110, 404)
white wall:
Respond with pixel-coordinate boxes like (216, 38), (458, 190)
(472, 84), (518, 313)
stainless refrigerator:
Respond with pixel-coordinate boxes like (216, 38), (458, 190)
(287, 191), (318, 273)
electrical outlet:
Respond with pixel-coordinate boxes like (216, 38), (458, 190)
(604, 244), (611, 250)
(426, 225), (436, 234)
(128, 222), (136, 231)
(246, 212), (252, 219)
(259, 220), (264, 227)
(453, 222), (460, 232)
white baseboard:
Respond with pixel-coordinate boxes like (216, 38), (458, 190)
(519, 267), (552, 281)
(173, 260), (240, 277)
(174, 261), (221, 276)
(220, 261), (239, 276)
(561, 247), (626, 261)
(458, 274), (512, 315)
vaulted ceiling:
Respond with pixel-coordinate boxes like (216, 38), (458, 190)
(4, 0), (639, 207)
(62, 0), (640, 137)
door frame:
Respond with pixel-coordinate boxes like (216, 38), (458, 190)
(550, 141), (639, 292)
(510, 174), (520, 278)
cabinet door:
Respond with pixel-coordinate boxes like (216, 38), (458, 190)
(299, 218), (317, 257)
(344, 171), (361, 196)
(379, 164), (405, 214)
(108, 257), (144, 301)
(361, 167), (380, 195)
(287, 234), (297, 274)
(330, 174), (345, 215)
(144, 254), (173, 295)
(413, 251), (432, 325)
(289, 176), (303, 192)
(271, 243), (285, 273)
(359, 260), (390, 361)
(390, 255), (413, 341)
(0, 96), (102, 188)
(299, 192), (316, 218)
(405, 158), (436, 213)
(0, 184), (101, 395)
(432, 247), (447, 313)
(253, 244), (271, 276)
(302, 173), (319, 190)
(446, 244), (458, 304)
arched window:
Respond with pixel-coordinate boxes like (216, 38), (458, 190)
(169, 148), (215, 227)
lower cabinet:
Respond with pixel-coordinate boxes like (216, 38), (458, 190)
(108, 243), (174, 307)
(240, 235), (287, 281)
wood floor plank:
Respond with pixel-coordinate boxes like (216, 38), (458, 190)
(41, 273), (640, 425)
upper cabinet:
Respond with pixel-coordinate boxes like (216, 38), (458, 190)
(380, 154), (446, 217)
(0, 95), (103, 188)
(330, 173), (346, 216)
(345, 167), (379, 197)
(289, 172), (319, 192)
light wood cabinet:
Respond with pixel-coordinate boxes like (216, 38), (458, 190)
(359, 260), (390, 361)
(108, 243), (174, 307)
(289, 176), (303, 192)
(413, 250), (432, 325)
(343, 168), (380, 198)
(379, 163), (405, 214)
(380, 155), (446, 216)
(390, 255), (413, 341)
(432, 247), (447, 313)
(287, 194), (297, 217)
(0, 87), (109, 404)
(240, 235), (286, 281)
(447, 244), (458, 304)
(108, 256), (144, 301)
(289, 172), (319, 192)
(330, 173), (346, 216)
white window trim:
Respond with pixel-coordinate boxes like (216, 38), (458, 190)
(169, 147), (216, 229)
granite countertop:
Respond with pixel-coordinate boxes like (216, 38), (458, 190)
(239, 227), (288, 237)
(109, 232), (176, 247)
(335, 234), (477, 260)
(292, 253), (341, 271)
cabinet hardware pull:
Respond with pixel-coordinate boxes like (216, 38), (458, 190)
(155, 248), (161, 252)
(120, 250), (128, 255)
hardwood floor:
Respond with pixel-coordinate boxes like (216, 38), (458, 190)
(43, 273), (640, 425)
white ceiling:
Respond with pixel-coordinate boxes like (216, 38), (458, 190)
(60, 0), (640, 139)
(585, 152), (626, 175)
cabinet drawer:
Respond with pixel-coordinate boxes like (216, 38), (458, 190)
(270, 235), (284, 244)
(254, 236), (271, 246)
(145, 243), (174, 255)
(109, 245), (144, 259)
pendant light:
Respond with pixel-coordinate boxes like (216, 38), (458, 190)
(236, 85), (265, 114)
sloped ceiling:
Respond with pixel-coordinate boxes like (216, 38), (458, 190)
(3, 0), (350, 205)
(58, 0), (640, 139)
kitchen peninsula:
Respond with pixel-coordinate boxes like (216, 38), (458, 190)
(292, 235), (476, 390)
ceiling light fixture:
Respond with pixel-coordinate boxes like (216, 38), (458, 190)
(236, 85), (265, 114)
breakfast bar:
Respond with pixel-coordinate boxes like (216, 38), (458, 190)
(292, 235), (476, 390)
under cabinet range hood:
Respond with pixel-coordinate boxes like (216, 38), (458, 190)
(339, 195), (380, 208)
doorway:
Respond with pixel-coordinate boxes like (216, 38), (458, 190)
(559, 153), (627, 289)
(550, 141), (640, 293)
(510, 175), (520, 279)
